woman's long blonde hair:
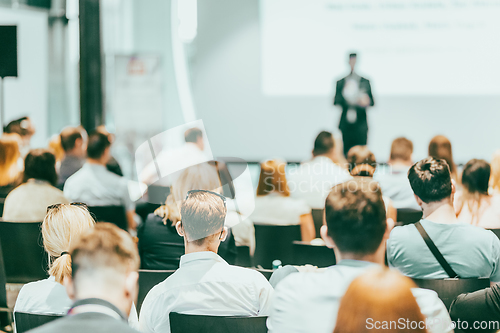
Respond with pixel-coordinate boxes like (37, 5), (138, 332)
(490, 150), (500, 193)
(155, 163), (222, 225)
(42, 204), (95, 284)
(334, 268), (427, 333)
(0, 134), (21, 186)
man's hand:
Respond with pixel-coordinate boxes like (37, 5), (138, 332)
(358, 93), (371, 107)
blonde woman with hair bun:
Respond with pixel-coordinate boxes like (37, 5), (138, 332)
(13, 204), (141, 329)
(14, 204), (95, 315)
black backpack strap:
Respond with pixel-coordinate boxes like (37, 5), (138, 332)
(414, 221), (459, 278)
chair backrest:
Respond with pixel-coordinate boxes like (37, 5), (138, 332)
(0, 198), (4, 218)
(87, 205), (128, 231)
(0, 221), (48, 283)
(412, 278), (490, 309)
(169, 312), (268, 333)
(0, 239), (8, 311)
(487, 229), (500, 241)
(292, 241), (336, 267)
(396, 208), (423, 225)
(311, 209), (324, 238)
(235, 246), (251, 268)
(253, 224), (301, 269)
(137, 269), (176, 314)
(14, 312), (63, 333)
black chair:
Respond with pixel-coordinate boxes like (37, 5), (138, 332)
(253, 224), (301, 269)
(235, 246), (251, 268)
(487, 229), (500, 240)
(292, 241), (336, 267)
(14, 312), (63, 333)
(0, 239), (10, 329)
(169, 312), (268, 333)
(0, 198), (4, 218)
(311, 209), (324, 238)
(87, 205), (128, 231)
(137, 269), (176, 314)
(396, 208), (423, 225)
(412, 278), (490, 310)
(0, 221), (48, 283)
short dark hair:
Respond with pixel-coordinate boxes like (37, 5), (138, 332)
(347, 146), (376, 176)
(390, 137), (413, 161)
(325, 178), (386, 256)
(408, 157), (452, 203)
(23, 149), (58, 186)
(180, 191), (227, 245)
(60, 127), (84, 152)
(312, 131), (335, 157)
(4, 116), (35, 137)
(184, 128), (203, 143)
(349, 53), (357, 59)
(462, 159), (490, 195)
(86, 131), (110, 160)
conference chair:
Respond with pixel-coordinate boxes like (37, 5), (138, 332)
(311, 209), (324, 238)
(487, 229), (500, 241)
(0, 221), (48, 283)
(235, 246), (252, 268)
(253, 224), (301, 269)
(87, 205), (128, 231)
(169, 312), (268, 333)
(292, 241), (336, 267)
(135, 201), (161, 224)
(0, 241), (10, 323)
(14, 312), (63, 333)
(0, 198), (4, 217)
(396, 208), (423, 226)
(412, 278), (490, 310)
(137, 269), (176, 314)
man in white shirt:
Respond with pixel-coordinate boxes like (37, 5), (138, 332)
(64, 131), (136, 231)
(374, 137), (420, 210)
(288, 131), (351, 209)
(267, 177), (452, 333)
(139, 190), (273, 333)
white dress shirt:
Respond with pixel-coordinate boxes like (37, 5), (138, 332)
(139, 251), (274, 333)
(288, 156), (352, 209)
(250, 193), (310, 225)
(64, 163), (134, 211)
(13, 276), (139, 329)
(267, 260), (453, 333)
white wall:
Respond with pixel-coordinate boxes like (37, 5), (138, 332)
(192, 0), (500, 164)
(0, 7), (48, 147)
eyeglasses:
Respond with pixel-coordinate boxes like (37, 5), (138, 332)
(47, 202), (88, 213)
(185, 189), (226, 208)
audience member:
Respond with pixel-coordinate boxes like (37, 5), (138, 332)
(267, 177), (451, 333)
(455, 159), (500, 228)
(449, 284), (500, 333)
(14, 204), (95, 315)
(140, 127), (209, 186)
(27, 223), (141, 333)
(250, 159), (315, 242)
(138, 163), (240, 269)
(429, 135), (458, 182)
(333, 268), (427, 333)
(387, 157), (500, 283)
(3, 149), (69, 221)
(0, 134), (22, 200)
(63, 131), (136, 231)
(58, 126), (87, 186)
(346, 145), (397, 221)
(139, 190), (273, 333)
(96, 125), (124, 177)
(289, 131), (351, 209)
(4, 116), (36, 157)
(374, 137), (420, 210)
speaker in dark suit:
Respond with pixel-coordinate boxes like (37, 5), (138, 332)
(333, 53), (374, 156)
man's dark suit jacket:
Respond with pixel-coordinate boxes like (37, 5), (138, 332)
(333, 75), (374, 131)
(27, 298), (139, 333)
